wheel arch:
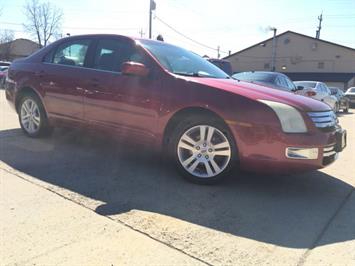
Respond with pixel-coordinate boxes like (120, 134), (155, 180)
(15, 87), (45, 114)
(162, 106), (235, 147)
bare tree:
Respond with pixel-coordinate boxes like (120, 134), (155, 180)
(0, 30), (15, 60)
(23, 0), (63, 48)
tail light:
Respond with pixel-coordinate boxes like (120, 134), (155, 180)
(306, 91), (316, 97)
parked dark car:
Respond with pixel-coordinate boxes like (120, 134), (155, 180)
(5, 34), (346, 184)
(207, 58), (233, 76)
(232, 71), (300, 92)
(0, 61), (11, 67)
(329, 87), (349, 113)
(0, 66), (9, 89)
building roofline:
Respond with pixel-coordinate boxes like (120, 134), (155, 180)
(0, 38), (40, 47)
(223, 30), (355, 60)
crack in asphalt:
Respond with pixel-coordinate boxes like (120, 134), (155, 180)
(296, 188), (354, 266)
(1, 167), (211, 266)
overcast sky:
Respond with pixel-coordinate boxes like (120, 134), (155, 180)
(1, 0), (354, 57)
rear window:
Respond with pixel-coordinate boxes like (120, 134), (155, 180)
(330, 88), (338, 94)
(294, 81), (317, 88)
(349, 88), (355, 93)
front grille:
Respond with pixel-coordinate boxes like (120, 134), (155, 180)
(322, 144), (337, 165)
(308, 111), (337, 130)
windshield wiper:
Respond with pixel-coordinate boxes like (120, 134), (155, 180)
(173, 71), (201, 77)
(173, 71), (229, 79)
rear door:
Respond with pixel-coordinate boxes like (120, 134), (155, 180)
(322, 84), (336, 108)
(314, 83), (325, 101)
(41, 38), (94, 122)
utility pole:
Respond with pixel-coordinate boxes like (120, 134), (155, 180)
(139, 29), (145, 38)
(149, 0), (156, 39)
(217, 46), (220, 59)
(316, 12), (323, 39)
(270, 27), (277, 71)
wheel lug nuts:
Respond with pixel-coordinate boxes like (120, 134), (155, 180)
(205, 155), (209, 159)
(208, 148), (212, 152)
(203, 143), (207, 147)
(196, 146), (200, 150)
(197, 154), (202, 158)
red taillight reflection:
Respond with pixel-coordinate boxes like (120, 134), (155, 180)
(306, 91), (316, 97)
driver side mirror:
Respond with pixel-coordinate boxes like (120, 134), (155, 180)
(121, 61), (149, 77)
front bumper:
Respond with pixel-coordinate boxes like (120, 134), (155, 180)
(232, 124), (346, 174)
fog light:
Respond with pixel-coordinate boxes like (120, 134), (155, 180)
(286, 147), (319, 160)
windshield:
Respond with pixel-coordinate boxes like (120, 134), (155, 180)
(139, 40), (230, 79)
(294, 81), (317, 88)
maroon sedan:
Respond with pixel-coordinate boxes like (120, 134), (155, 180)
(5, 34), (346, 184)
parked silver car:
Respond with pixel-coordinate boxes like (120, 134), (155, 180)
(345, 87), (355, 106)
(294, 81), (337, 110)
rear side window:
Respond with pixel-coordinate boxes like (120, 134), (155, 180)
(51, 40), (91, 67)
(93, 39), (139, 72)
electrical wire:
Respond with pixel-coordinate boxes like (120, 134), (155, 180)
(154, 15), (229, 54)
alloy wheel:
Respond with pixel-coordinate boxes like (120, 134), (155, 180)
(177, 125), (232, 178)
(20, 99), (41, 134)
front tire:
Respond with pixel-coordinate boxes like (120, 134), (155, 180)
(169, 115), (237, 184)
(18, 93), (53, 138)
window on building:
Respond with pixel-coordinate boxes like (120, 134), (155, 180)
(318, 62), (325, 69)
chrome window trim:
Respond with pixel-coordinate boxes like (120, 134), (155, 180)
(42, 62), (123, 75)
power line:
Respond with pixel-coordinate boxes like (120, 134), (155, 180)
(154, 15), (229, 54)
(0, 21), (139, 31)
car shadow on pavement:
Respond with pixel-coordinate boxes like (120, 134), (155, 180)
(337, 111), (354, 117)
(1, 127), (354, 249)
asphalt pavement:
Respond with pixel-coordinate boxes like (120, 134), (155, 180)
(1, 89), (354, 266)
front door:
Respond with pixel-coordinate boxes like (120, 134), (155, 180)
(83, 38), (161, 143)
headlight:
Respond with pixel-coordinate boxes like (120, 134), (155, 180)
(259, 100), (307, 133)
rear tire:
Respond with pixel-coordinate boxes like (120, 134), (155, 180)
(169, 114), (237, 184)
(343, 104), (349, 113)
(18, 93), (53, 138)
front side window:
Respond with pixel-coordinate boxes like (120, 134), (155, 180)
(93, 39), (141, 72)
(53, 40), (90, 67)
(140, 40), (229, 79)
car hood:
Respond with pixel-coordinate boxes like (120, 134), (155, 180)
(188, 77), (331, 112)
